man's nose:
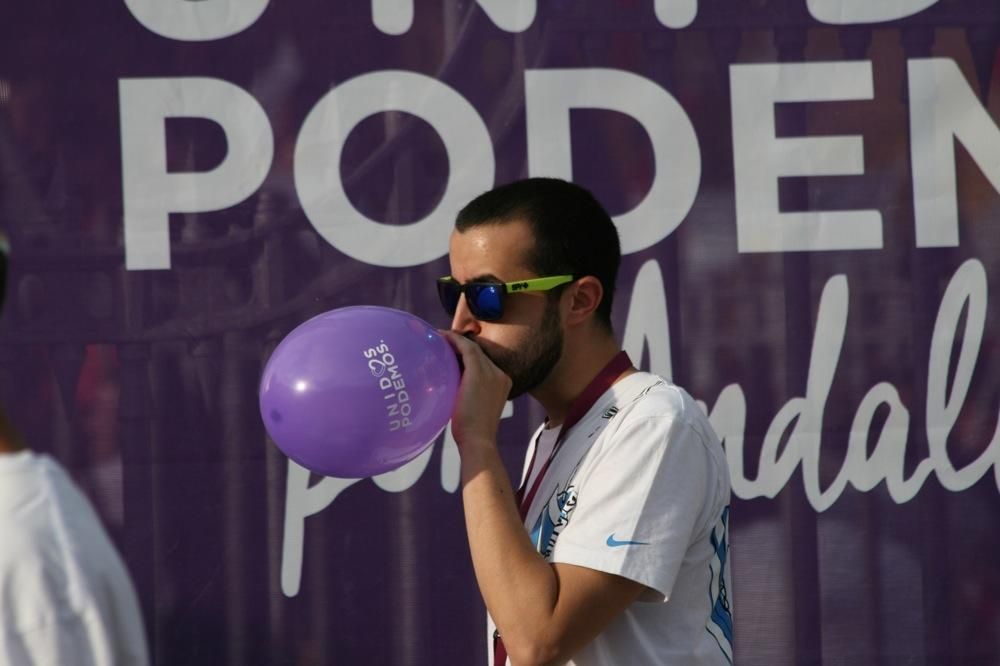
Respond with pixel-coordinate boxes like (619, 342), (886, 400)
(451, 294), (481, 336)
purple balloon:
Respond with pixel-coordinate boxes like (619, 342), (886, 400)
(259, 306), (459, 478)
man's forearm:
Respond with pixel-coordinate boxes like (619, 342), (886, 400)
(460, 440), (562, 663)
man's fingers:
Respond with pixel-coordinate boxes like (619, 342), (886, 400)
(438, 331), (510, 386)
(436, 330), (464, 361)
(438, 329), (467, 348)
(439, 330), (485, 362)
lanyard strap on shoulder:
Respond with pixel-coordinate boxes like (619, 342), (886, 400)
(514, 350), (633, 521)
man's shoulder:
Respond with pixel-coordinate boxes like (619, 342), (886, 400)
(0, 454), (58, 561)
(610, 374), (724, 456)
(0, 521), (74, 634)
(616, 373), (700, 423)
(0, 480), (78, 579)
(0, 454), (117, 577)
(0, 521), (53, 575)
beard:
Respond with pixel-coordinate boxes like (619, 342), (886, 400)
(475, 299), (563, 399)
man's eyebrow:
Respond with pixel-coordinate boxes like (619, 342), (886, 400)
(466, 273), (503, 283)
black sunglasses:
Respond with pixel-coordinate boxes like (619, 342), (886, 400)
(436, 275), (575, 321)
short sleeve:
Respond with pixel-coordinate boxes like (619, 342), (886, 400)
(547, 410), (717, 602)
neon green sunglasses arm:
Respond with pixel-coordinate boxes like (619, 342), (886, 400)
(503, 275), (575, 293)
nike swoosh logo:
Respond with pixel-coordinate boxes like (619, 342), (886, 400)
(606, 534), (649, 548)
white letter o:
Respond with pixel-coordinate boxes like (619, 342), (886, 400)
(295, 71), (495, 267)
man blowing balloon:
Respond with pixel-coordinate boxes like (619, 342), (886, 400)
(438, 178), (734, 666)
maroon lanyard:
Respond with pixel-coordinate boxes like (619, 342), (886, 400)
(514, 350), (632, 521)
(494, 350), (633, 666)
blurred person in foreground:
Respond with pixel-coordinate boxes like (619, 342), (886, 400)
(439, 178), (733, 665)
(0, 234), (149, 665)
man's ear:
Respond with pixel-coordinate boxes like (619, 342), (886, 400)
(563, 276), (603, 326)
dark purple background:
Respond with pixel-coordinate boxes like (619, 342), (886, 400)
(1, 1), (999, 664)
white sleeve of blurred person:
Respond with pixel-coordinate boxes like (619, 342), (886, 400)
(0, 235), (150, 665)
(0, 451), (150, 665)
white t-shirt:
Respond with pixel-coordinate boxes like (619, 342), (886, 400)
(0, 451), (150, 666)
(489, 372), (734, 665)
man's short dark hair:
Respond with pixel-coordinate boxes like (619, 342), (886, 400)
(455, 178), (621, 332)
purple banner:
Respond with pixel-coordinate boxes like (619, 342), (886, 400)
(1, 1), (999, 664)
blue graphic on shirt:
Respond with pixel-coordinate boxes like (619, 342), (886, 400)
(707, 506), (733, 663)
(528, 484), (578, 558)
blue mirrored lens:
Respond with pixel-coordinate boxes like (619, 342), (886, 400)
(470, 284), (503, 320)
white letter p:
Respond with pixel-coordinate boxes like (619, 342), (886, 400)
(119, 78), (273, 270)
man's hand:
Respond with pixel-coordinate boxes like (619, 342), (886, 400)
(438, 331), (512, 451)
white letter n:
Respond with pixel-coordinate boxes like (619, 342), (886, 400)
(909, 58), (1000, 248)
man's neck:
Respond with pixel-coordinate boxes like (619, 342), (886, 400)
(530, 333), (635, 427)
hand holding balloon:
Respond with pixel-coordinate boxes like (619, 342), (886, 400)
(437, 330), (512, 451)
(259, 306), (459, 478)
